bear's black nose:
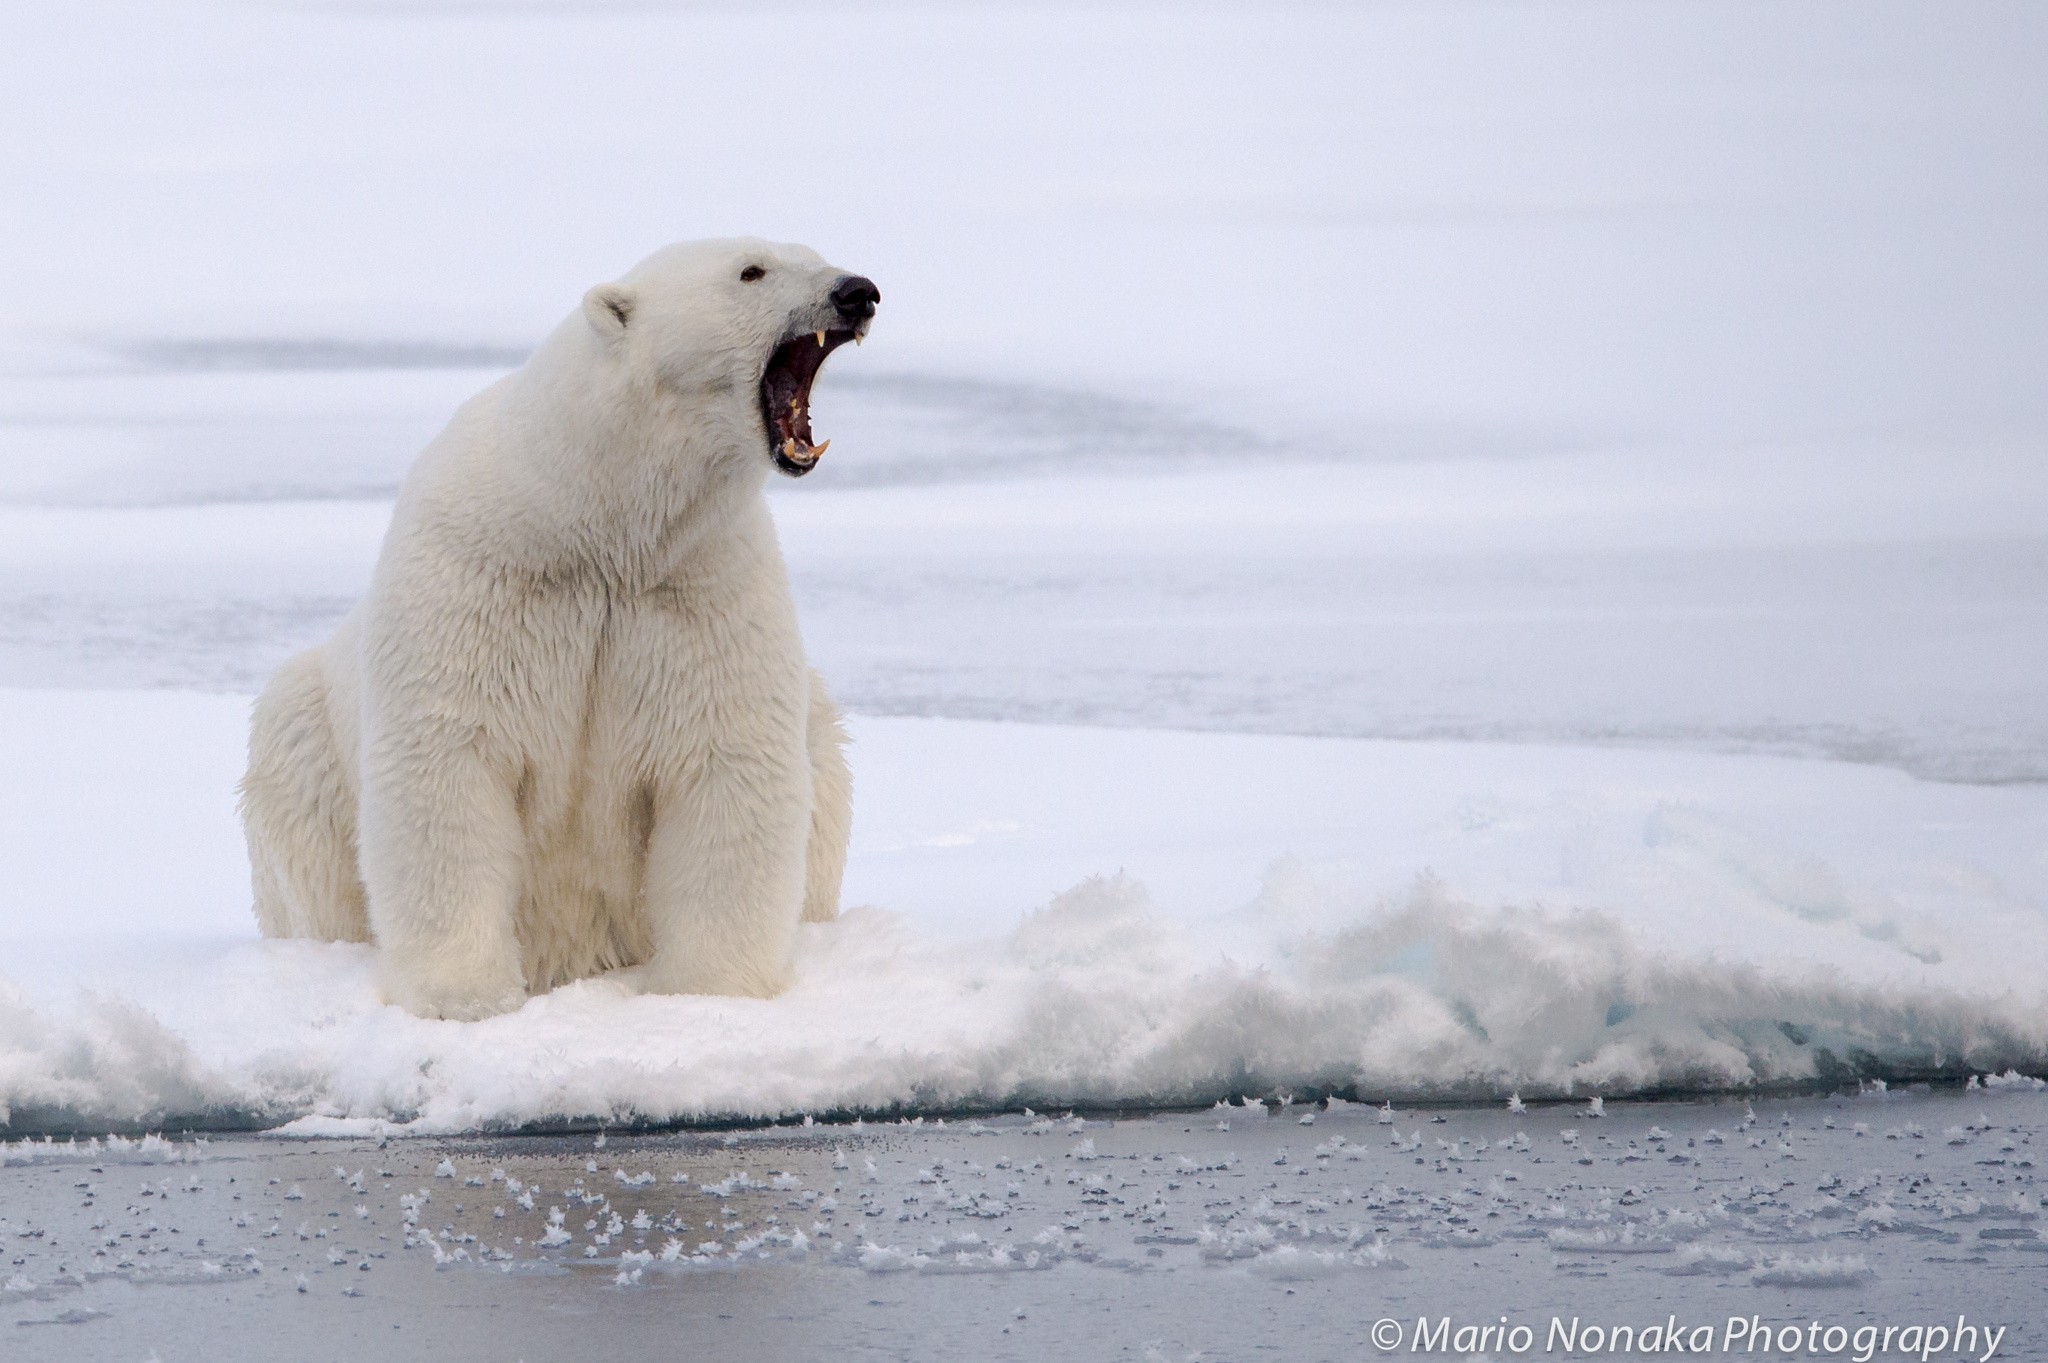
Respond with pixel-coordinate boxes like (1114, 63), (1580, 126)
(831, 275), (880, 322)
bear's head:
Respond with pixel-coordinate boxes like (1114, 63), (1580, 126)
(580, 237), (878, 477)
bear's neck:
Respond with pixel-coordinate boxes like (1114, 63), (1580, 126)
(489, 334), (773, 590)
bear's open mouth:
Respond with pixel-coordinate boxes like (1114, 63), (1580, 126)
(760, 328), (858, 476)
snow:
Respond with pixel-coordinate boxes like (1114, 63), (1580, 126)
(3, 2), (2046, 777)
(0, 0), (2045, 1133)
(7, 1), (2046, 443)
(1, 689), (2044, 1131)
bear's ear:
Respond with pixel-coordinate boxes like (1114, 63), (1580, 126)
(582, 283), (636, 338)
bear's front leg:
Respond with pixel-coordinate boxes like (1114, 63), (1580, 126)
(638, 750), (811, 999)
(358, 734), (529, 1021)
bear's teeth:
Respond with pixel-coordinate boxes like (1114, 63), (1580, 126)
(814, 330), (827, 347)
(811, 439), (829, 458)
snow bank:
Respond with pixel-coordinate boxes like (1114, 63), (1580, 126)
(1, 872), (2042, 1134)
(2, 691), (2045, 1134)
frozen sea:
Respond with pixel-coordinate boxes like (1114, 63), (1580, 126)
(4, 1085), (2046, 1362)
(1, 0), (2045, 1356)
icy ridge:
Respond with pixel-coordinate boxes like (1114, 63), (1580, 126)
(3, 875), (2042, 1136)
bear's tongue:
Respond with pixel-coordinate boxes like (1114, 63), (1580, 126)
(761, 329), (851, 474)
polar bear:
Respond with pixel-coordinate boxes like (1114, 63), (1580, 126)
(239, 238), (875, 1020)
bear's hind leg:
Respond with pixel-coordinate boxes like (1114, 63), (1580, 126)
(241, 651), (370, 943)
(802, 669), (851, 924)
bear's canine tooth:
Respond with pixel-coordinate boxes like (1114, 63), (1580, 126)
(814, 330), (827, 347)
(811, 439), (829, 458)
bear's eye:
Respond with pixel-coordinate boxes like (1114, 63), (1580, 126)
(739, 265), (766, 282)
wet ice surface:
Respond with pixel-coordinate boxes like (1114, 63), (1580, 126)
(4, 1087), (2044, 1362)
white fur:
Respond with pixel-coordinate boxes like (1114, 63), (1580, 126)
(241, 238), (858, 1020)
